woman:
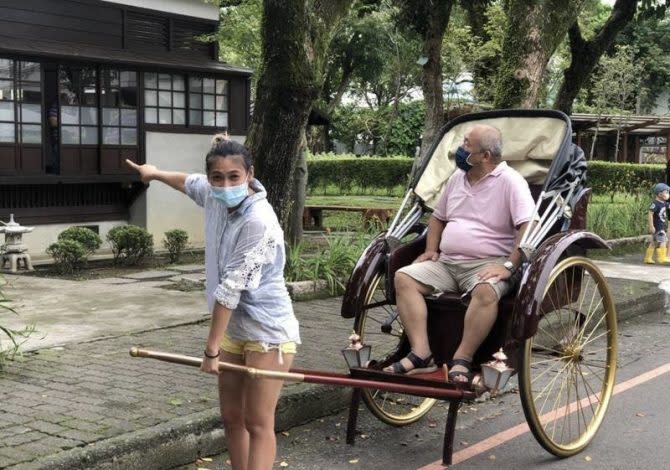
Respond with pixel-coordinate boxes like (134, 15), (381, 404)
(126, 135), (300, 470)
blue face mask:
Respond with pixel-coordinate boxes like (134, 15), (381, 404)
(210, 182), (249, 208)
(455, 146), (473, 172)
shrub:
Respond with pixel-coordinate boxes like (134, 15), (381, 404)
(163, 229), (189, 263)
(46, 239), (88, 274)
(58, 226), (102, 255)
(107, 225), (154, 265)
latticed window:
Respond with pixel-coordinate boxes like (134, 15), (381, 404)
(189, 76), (228, 128)
(101, 69), (138, 145)
(143, 73), (186, 125)
(59, 66), (98, 145)
(0, 59), (42, 144)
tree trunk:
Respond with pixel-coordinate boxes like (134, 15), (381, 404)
(460, 0), (497, 104)
(553, 0), (637, 115)
(246, 0), (352, 227)
(418, 0), (454, 161)
(286, 129), (308, 245)
(494, 0), (586, 109)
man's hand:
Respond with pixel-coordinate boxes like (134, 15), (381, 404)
(414, 250), (439, 264)
(125, 159), (158, 184)
(200, 355), (220, 375)
(477, 264), (512, 282)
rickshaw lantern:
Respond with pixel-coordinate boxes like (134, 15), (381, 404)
(342, 331), (371, 369)
(481, 348), (514, 395)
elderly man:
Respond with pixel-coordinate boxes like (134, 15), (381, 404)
(384, 124), (535, 384)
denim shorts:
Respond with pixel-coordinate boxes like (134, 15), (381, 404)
(654, 230), (667, 244)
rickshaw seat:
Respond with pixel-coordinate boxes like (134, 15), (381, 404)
(387, 233), (517, 369)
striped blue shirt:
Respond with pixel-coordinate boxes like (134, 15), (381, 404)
(185, 174), (300, 345)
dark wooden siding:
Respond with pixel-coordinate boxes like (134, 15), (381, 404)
(126, 11), (169, 52)
(0, 182), (145, 224)
(0, 0), (123, 49)
(0, 0), (217, 60)
(228, 77), (251, 135)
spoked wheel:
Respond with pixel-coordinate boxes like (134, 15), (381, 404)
(354, 269), (436, 426)
(519, 256), (618, 457)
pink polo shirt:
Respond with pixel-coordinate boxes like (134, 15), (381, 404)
(432, 161), (535, 261)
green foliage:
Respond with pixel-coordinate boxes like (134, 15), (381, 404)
(0, 279), (35, 370)
(617, 13), (670, 112)
(284, 234), (372, 294)
(46, 239), (88, 274)
(217, 0), (262, 74)
(331, 101), (425, 156)
(587, 161), (664, 196)
(58, 226), (102, 255)
(588, 192), (649, 239)
(107, 225), (154, 266)
(452, 2), (507, 105)
(343, 4), (422, 107)
(306, 154), (413, 194)
(163, 229), (189, 264)
(591, 44), (645, 115)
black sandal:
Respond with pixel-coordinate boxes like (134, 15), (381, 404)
(384, 351), (437, 375)
(448, 358), (473, 386)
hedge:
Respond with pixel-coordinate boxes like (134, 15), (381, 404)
(586, 161), (664, 195)
(306, 153), (413, 192)
(306, 154), (667, 196)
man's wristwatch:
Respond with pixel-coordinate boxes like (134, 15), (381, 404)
(503, 260), (516, 273)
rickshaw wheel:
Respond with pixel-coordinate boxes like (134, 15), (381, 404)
(519, 256), (617, 457)
(355, 270), (437, 426)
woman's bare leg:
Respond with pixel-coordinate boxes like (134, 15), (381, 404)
(244, 351), (294, 470)
(218, 351), (248, 470)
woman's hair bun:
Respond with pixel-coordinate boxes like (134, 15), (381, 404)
(212, 132), (230, 145)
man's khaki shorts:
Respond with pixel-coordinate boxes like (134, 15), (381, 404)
(397, 257), (518, 303)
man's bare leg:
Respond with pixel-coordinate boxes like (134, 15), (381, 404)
(451, 283), (498, 381)
(385, 272), (434, 371)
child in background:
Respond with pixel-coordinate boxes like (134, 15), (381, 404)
(645, 182), (670, 264)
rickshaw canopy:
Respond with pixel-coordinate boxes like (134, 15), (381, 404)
(413, 109), (577, 211)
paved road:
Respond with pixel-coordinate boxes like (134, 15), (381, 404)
(176, 308), (670, 470)
(1, 249), (669, 469)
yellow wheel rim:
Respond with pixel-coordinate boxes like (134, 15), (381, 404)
(357, 271), (436, 426)
(519, 256), (618, 456)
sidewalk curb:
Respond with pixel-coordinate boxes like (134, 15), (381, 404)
(616, 284), (666, 322)
(17, 386), (350, 470)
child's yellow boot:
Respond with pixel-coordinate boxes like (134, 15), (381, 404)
(645, 246), (656, 264)
(656, 247), (670, 264)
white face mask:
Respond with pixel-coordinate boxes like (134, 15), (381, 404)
(210, 182), (249, 208)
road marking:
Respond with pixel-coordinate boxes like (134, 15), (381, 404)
(417, 361), (670, 469)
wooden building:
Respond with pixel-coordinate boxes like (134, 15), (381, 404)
(0, 0), (252, 255)
(571, 113), (670, 164)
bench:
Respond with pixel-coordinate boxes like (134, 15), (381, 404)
(303, 205), (393, 229)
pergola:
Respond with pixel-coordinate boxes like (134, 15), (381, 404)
(570, 113), (670, 163)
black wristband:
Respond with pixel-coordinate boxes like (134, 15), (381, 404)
(204, 349), (220, 359)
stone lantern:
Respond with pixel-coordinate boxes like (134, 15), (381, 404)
(0, 214), (34, 272)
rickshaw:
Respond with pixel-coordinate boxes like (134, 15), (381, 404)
(340, 108), (617, 463)
(131, 109), (618, 466)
